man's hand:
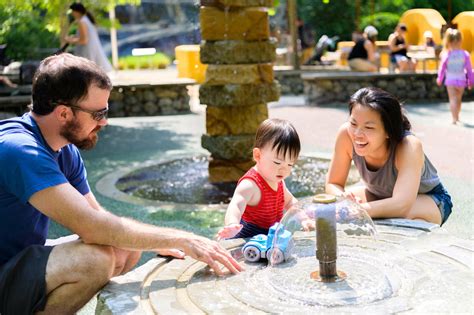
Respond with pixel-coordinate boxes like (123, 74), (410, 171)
(216, 223), (243, 241)
(180, 235), (244, 276)
(155, 248), (185, 259)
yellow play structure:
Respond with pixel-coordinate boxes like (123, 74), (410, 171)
(452, 11), (474, 65)
(399, 9), (445, 46)
(400, 9), (474, 68)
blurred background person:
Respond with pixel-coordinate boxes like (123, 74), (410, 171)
(65, 3), (113, 73)
(347, 25), (379, 72)
(388, 23), (417, 72)
(437, 28), (473, 124)
(423, 31), (436, 49)
(0, 75), (17, 88)
(297, 17), (315, 65)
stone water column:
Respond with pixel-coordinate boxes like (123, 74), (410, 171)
(199, 0), (280, 182)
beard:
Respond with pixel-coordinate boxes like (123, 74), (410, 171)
(60, 118), (101, 150)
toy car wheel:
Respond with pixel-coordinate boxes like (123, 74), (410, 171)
(266, 248), (284, 264)
(243, 245), (261, 262)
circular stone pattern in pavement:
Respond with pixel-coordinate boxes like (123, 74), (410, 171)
(98, 219), (474, 314)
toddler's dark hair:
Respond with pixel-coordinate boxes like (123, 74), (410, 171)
(254, 118), (301, 160)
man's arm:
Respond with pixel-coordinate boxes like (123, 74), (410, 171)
(83, 191), (105, 212)
(29, 183), (243, 274)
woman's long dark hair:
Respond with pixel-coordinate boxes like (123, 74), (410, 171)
(349, 87), (411, 148)
(70, 3), (96, 25)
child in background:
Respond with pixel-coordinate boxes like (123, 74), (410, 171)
(217, 118), (302, 240)
(423, 30), (436, 55)
(437, 28), (473, 124)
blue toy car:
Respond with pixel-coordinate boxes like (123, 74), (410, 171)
(242, 223), (294, 264)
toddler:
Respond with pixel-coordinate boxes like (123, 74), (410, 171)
(437, 28), (473, 124)
(217, 118), (301, 239)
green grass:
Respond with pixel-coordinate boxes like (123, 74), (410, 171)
(149, 210), (225, 239)
(118, 53), (172, 70)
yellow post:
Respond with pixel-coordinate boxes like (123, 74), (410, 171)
(175, 45), (207, 83)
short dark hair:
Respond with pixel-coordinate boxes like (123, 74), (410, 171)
(31, 53), (112, 115)
(254, 118), (301, 160)
(349, 87), (411, 149)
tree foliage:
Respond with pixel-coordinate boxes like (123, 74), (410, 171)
(361, 12), (400, 41)
(0, 7), (60, 60)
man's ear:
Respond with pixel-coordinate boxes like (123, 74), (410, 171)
(54, 105), (70, 123)
(253, 147), (261, 162)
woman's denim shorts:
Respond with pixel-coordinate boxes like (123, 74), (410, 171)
(426, 183), (453, 225)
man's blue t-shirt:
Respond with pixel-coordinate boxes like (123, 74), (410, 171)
(0, 113), (90, 265)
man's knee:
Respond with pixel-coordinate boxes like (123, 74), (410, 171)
(45, 243), (116, 294)
(75, 244), (117, 281)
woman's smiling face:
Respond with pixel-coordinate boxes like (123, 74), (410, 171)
(348, 103), (389, 157)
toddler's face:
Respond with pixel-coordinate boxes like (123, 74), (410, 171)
(255, 145), (297, 184)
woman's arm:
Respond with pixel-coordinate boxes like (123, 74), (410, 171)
(364, 40), (377, 63)
(388, 33), (398, 52)
(361, 136), (424, 218)
(66, 20), (89, 45)
(76, 20), (89, 45)
(325, 123), (353, 197)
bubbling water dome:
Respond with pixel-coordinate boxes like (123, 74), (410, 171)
(280, 195), (376, 281)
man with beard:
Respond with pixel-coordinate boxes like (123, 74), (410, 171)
(0, 53), (243, 314)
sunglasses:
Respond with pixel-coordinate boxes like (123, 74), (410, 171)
(56, 102), (109, 121)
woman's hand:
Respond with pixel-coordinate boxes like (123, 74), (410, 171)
(301, 218), (315, 231)
(340, 191), (363, 203)
(64, 35), (76, 44)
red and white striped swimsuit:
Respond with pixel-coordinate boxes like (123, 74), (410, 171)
(240, 168), (285, 229)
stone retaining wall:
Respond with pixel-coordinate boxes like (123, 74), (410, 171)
(302, 72), (474, 105)
(108, 83), (192, 117)
(0, 82), (193, 118)
(274, 66), (349, 95)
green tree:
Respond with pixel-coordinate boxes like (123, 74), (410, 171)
(361, 12), (400, 41)
(297, 0), (357, 41)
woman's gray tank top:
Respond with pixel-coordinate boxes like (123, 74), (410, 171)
(352, 134), (440, 198)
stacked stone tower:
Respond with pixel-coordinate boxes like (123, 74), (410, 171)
(199, 0), (280, 183)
